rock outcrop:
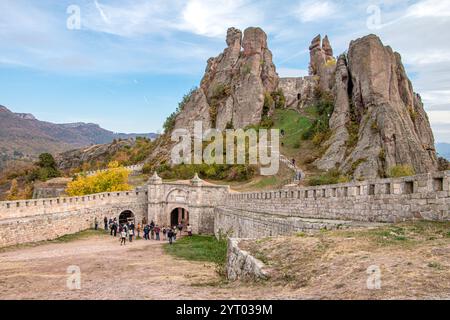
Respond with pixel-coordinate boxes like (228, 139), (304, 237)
(159, 29), (438, 179)
(309, 34), (336, 92)
(316, 34), (438, 178)
(174, 27), (279, 130)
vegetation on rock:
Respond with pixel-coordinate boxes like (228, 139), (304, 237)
(387, 165), (416, 178)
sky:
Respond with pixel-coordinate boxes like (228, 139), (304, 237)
(0, 0), (449, 142)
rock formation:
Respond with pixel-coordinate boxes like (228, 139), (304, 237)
(174, 27), (279, 130)
(159, 29), (438, 179)
(316, 34), (438, 178)
(309, 34), (336, 92)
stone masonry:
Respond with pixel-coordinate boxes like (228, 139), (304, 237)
(0, 171), (449, 247)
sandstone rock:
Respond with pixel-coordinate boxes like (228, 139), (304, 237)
(174, 27), (279, 131)
(314, 55), (350, 170)
(309, 34), (336, 92)
(316, 34), (438, 178)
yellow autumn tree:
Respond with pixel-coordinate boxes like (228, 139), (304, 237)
(66, 161), (132, 196)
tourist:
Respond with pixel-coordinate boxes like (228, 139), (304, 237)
(110, 222), (114, 237)
(154, 225), (160, 241)
(167, 228), (174, 245)
(136, 223), (141, 238)
(120, 228), (127, 245)
(143, 224), (149, 240)
(104, 217), (108, 230)
(129, 227), (134, 242)
(177, 223), (183, 236)
(150, 220), (155, 229)
(150, 226), (155, 240)
(94, 217), (98, 230)
(172, 226), (178, 241)
(162, 226), (167, 240)
(186, 224), (193, 236)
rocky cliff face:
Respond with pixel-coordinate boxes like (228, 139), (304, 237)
(315, 34), (438, 178)
(160, 28), (438, 179)
(174, 27), (279, 130)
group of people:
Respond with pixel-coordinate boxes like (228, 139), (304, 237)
(102, 216), (193, 246)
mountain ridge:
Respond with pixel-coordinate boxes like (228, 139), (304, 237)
(0, 105), (157, 168)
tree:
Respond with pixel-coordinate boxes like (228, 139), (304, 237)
(66, 161), (132, 196)
(28, 153), (61, 182)
(37, 153), (58, 169)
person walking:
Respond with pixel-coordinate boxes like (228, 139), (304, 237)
(186, 224), (193, 237)
(150, 226), (155, 240)
(143, 224), (149, 240)
(154, 225), (160, 241)
(172, 226), (178, 241)
(129, 227), (134, 242)
(120, 228), (127, 245)
(162, 226), (167, 240)
(177, 223), (183, 236)
(167, 228), (174, 245)
(104, 216), (108, 230)
(136, 223), (141, 239)
(94, 217), (98, 230)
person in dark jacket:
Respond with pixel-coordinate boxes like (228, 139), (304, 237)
(167, 229), (174, 245)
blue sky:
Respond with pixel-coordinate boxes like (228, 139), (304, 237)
(1, 0), (449, 142)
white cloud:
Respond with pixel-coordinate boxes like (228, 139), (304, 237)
(406, 0), (450, 18)
(178, 0), (263, 37)
(294, 0), (337, 22)
(82, 0), (174, 37)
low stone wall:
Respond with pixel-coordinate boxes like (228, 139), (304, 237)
(226, 171), (450, 222)
(226, 238), (269, 281)
(83, 163), (144, 177)
(0, 190), (147, 248)
(215, 207), (367, 239)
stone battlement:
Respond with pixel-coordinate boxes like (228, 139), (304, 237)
(0, 171), (449, 247)
(0, 189), (148, 220)
(82, 163), (144, 176)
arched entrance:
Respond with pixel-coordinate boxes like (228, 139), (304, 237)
(170, 208), (189, 227)
(119, 210), (135, 225)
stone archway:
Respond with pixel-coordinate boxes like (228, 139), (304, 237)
(119, 210), (135, 225)
(169, 207), (189, 227)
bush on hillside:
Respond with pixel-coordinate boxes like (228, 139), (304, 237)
(66, 161), (132, 196)
(387, 165), (415, 178)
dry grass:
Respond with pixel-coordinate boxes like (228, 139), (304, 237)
(240, 221), (450, 299)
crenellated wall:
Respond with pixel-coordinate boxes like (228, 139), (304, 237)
(215, 171), (450, 238)
(1, 171), (449, 247)
(0, 190), (148, 247)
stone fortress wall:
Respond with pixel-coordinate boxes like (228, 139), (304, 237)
(214, 171), (450, 239)
(0, 190), (148, 247)
(0, 171), (449, 248)
(83, 163), (144, 176)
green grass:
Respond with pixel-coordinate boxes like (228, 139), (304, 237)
(250, 176), (279, 189)
(273, 109), (312, 149)
(164, 234), (228, 276)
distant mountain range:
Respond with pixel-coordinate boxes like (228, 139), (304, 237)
(436, 143), (450, 160)
(0, 105), (157, 167)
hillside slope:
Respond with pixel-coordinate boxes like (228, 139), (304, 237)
(0, 105), (156, 167)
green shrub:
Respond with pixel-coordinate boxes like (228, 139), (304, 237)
(308, 169), (350, 186)
(387, 165), (415, 178)
(271, 89), (286, 109)
(302, 97), (334, 142)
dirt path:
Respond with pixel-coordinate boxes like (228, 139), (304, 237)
(0, 233), (274, 300)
